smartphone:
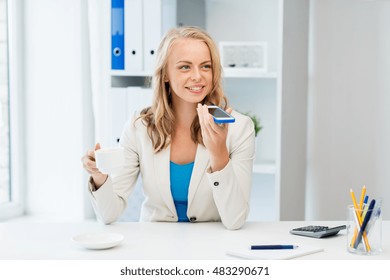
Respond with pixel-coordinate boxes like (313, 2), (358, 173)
(208, 105), (235, 124)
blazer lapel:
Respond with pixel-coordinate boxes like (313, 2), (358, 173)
(153, 146), (176, 215)
(188, 144), (209, 206)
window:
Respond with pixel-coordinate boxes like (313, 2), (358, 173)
(0, 0), (24, 220)
(0, 0), (10, 205)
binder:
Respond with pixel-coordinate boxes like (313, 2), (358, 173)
(111, 0), (125, 70)
(143, 0), (162, 72)
(143, 0), (177, 72)
(124, 0), (143, 72)
(112, 0), (177, 72)
(111, 87), (153, 145)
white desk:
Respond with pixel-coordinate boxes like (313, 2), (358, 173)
(0, 221), (389, 260)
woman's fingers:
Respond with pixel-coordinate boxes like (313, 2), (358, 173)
(81, 143), (102, 175)
(197, 104), (229, 151)
(94, 143), (101, 151)
(202, 104), (225, 135)
(197, 103), (205, 125)
(197, 104), (207, 136)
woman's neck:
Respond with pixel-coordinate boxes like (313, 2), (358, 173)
(172, 101), (197, 128)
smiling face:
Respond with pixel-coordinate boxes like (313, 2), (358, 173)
(165, 38), (213, 107)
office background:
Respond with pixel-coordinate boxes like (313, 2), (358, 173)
(6, 0), (389, 222)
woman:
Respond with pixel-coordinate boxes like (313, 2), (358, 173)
(82, 26), (255, 230)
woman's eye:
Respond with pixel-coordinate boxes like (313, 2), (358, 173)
(179, 65), (190, 70)
(202, 64), (212, 69)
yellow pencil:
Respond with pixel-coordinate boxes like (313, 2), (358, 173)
(359, 185), (366, 210)
(350, 189), (371, 251)
(351, 185), (367, 245)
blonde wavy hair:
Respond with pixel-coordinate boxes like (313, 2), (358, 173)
(139, 26), (228, 153)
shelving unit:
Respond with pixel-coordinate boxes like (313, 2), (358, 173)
(223, 69), (277, 79)
(222, 72), (278, 178)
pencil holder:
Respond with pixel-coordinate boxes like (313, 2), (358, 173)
(347, 201), (382, 255)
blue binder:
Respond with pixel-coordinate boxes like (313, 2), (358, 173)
(111, 0), (124, 70)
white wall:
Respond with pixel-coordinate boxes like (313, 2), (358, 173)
(278, 0), (309, 220)
(23, 0), (94, 221)
(306, 0), (390, 220)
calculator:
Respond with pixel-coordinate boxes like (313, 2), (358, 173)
(290, 225), (346, 238)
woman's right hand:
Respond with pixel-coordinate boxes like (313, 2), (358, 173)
(81, 143), (108, 189)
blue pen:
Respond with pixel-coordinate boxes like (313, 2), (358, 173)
(363, 195), (369, 209)
(250, 245), (298, 250)
(354, 199), (376, 249)
(361, 195), (369, 218)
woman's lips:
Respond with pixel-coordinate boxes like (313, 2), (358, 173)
(186, 85), (205, 93)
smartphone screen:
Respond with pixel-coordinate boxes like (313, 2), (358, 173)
(208, 105), (235, 123)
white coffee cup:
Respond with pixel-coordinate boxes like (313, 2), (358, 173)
(95, 147), (125, 174)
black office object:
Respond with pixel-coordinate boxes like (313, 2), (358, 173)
(290, 225), (346, 238)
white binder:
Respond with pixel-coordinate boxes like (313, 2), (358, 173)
(111, 87), (153, 146)
(124, 0), (143, 71)
(143, 0), (177, 72)
(143, 0), (162, 72)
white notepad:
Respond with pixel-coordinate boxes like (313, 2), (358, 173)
(226, 245), (324, 260)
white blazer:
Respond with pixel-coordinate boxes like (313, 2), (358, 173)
(89, 110), (255, 230)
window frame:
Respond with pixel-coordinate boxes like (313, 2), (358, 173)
(0, 0), (25, 220)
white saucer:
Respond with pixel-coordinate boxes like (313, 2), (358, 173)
(72, 232), (124, 250)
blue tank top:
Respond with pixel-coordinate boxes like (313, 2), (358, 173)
(170, 161), (194, 222)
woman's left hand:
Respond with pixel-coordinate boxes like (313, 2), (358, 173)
(197, 103), (231, 172)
